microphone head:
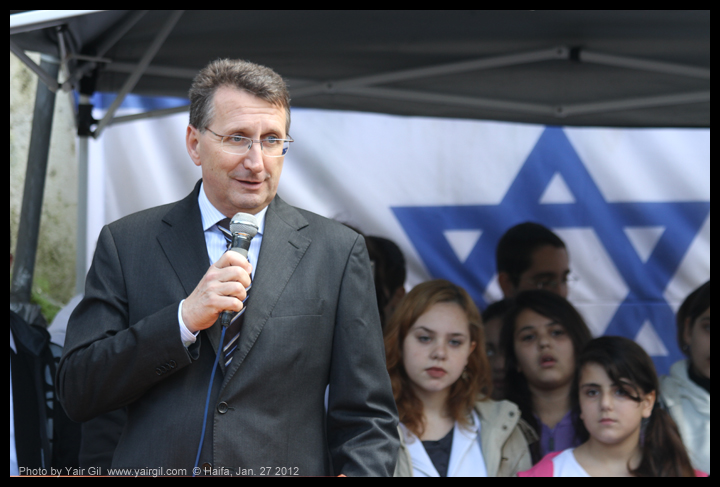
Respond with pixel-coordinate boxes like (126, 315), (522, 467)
(229, 212), (259, 238)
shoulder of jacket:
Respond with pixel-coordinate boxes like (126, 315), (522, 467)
(660, 359), (709, 406)
(475, 399), (539, 445)
(474, 398), (519, 422)
(108, 201), (177, 230)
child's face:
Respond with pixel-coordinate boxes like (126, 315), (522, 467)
(402, 302), (477, 398)
(684, 307), (710, 379)
(578, 362), (655, 447)
(513, 308), (575, 391)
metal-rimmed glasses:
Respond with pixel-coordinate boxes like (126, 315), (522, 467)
(205, 128), (293, 157)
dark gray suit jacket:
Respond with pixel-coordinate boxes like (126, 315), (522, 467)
(57, 182), (399, 476)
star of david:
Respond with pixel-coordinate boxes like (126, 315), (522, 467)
(392, 127), (709, 374)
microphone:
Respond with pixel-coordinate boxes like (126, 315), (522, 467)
(220, 212), (259, 327)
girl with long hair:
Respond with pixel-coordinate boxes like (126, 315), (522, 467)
(386, 280), (535, 477)
(499, 290), (592, 463)
(520, 336), (706, 476)
(660, 280), (710, 474)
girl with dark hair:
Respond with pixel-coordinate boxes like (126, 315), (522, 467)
(520, 336), (706, 476)
(660, 280), (710, 474)
(499, 290), (592, 463)
(386, 280), (535, 477)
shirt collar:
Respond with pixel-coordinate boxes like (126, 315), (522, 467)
(198, 182), (267, 236)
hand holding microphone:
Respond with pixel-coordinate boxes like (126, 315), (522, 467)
(220, 213), (259, 326)
(182, 212), (259, 333)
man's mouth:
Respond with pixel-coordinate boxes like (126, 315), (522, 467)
(235, 178), (263, 188)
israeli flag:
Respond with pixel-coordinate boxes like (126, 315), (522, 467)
(88, 96), (709, 374)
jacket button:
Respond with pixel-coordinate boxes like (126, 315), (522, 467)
(201, 463), (212, 474)
(217, 402), (229, 414)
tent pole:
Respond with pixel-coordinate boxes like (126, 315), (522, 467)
(93, 10), (184, 137)
(75, 130), (89, 296)
(9, 40), (59, 93)
(11, 54), (60, 309)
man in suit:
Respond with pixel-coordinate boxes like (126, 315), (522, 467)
(57, 59), (399, 476)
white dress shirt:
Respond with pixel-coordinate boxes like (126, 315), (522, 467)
(178, 183), (267, 346)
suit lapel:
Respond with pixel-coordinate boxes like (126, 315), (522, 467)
(156, 181), (223, 353)
(222, 195), (311, 385)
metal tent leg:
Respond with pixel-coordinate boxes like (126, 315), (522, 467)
(10, 54), (60, 322)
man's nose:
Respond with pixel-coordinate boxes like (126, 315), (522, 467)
(242, 143), (264, 172)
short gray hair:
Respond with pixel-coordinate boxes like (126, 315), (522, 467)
(189, 58), (291, 134)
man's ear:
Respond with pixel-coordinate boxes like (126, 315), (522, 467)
(498, 272), (516, 299)
(186, 125), (202, 167)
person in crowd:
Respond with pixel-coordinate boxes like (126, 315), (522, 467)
(57, 58), (398, 476)
(519, 336), (707, 477)
(366, 235), (407, 329)
(10, 231), (80, 475)
(660, 280), (710, 474)
(500, 289), (592, 463)
(496, 222), (572, 299)
(482, 299), (512, 400)
(387, 279), (536, 477)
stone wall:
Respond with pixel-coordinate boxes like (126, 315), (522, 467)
(10, 52), (78, 321)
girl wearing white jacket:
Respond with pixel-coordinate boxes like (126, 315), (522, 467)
(384, 280), (535, 477)
(660, 281), (710, 474)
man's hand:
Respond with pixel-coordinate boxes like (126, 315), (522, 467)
(182, 251), (253, 333)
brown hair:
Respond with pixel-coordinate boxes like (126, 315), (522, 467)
(384, 279), (491, 438)
(188, 58), (291, 134)
(572, 336), (697, 477)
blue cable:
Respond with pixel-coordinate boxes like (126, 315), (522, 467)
(193, 326), (226, 477)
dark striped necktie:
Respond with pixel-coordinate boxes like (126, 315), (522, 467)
(216, 218), (252, 367)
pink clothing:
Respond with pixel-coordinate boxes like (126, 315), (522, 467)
(518, 450), (709, 477)
(517, 451), (560, 477)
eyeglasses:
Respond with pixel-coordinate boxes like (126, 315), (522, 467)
(525, 273), (579, 291)
(205, 128), (293, 157)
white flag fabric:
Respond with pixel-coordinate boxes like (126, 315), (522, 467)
(87, 95), (710, 375)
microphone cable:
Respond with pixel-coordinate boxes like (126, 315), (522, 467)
(192, 212), (258, 475)
(193, 325), (226, 477)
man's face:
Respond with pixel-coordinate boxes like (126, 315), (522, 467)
(512, 245), (570, 298)
(186, 86), (288, 217)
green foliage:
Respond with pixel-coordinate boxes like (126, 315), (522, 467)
(31, 275), (63, 324)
